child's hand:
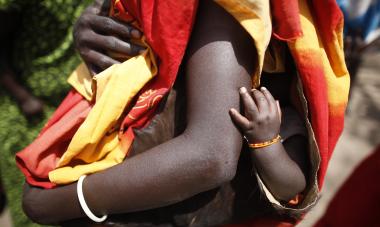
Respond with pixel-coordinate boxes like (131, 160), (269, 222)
(229, 87), (281, 144)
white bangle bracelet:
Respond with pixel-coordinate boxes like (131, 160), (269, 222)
(77, 175), (108, 223)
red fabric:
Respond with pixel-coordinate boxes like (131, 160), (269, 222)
(289, 50), (330, 190)
(272, 0), (345, 189)
(15, 0), (198, 188)
(271, 0), (303, 41)
(119, 0), (198, 131)
(310, 0), (346, 189)
(315, 146), (380, 227)
(16, 90), (91, 189)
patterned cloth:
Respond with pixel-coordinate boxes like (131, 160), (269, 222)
(0, 1), (91, 226)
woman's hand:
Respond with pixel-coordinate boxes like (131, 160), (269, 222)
(73, 0), (145, 74)
(229, 87), (281, 143)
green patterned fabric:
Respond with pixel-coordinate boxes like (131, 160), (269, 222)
(0, 1), (92, 226)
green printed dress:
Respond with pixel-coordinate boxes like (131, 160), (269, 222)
(0, 1), (91, 226)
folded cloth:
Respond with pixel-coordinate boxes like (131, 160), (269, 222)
(16, 0), (349, 198)
(16, 0), (198, 188)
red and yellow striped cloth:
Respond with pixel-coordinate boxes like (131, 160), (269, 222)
(16, 0), (349, 195)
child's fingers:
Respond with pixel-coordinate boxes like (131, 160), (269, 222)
(229, 108), (251, 131)
(251, 89), (269, 113)
(239, 87), (258, 120)
(276, 100), (282, 123)
(260, 87), (277, 111)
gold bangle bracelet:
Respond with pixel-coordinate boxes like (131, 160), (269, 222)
(248, 135), (282, 149)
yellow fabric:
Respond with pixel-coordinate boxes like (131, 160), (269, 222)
(215, 0), (271, 87)
(48, 46), (157, 184)
(67, 63), (94, 101)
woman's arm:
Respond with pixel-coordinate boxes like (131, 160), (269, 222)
(22, 0), (257, 224)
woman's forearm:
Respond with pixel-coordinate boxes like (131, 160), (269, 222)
(23, 132), (238, 224)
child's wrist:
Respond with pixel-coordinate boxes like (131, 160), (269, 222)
(245, 134), (282, 149)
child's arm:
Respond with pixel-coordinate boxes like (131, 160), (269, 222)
(229, 87), (307, 202)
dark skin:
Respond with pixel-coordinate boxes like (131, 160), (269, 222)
(73, 0), (145, 75)
(230, 86), (307, 201)
(22, 0), (308, 224)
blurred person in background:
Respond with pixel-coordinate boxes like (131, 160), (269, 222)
(0, 10), (43, 117)
(0, 1), (93, 226)
(337, 0), (380, 95)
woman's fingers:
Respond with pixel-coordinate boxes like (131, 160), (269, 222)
(229, 108), (251, 131)
(73, 0), (147, 76)
(92, 33), (145, 56)
(90, 15), (142, 39)
(81, 49), (120, 71)
(239, 87), (258, 120)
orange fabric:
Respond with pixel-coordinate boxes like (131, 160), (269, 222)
(272, 0), (349, 189)
(16, 90), (90, 188)
(16, 0), (198, 188)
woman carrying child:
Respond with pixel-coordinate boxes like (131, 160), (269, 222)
(18, 0), (349, 226)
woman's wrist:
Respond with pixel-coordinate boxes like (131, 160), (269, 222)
(77, 175), (108, 223)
